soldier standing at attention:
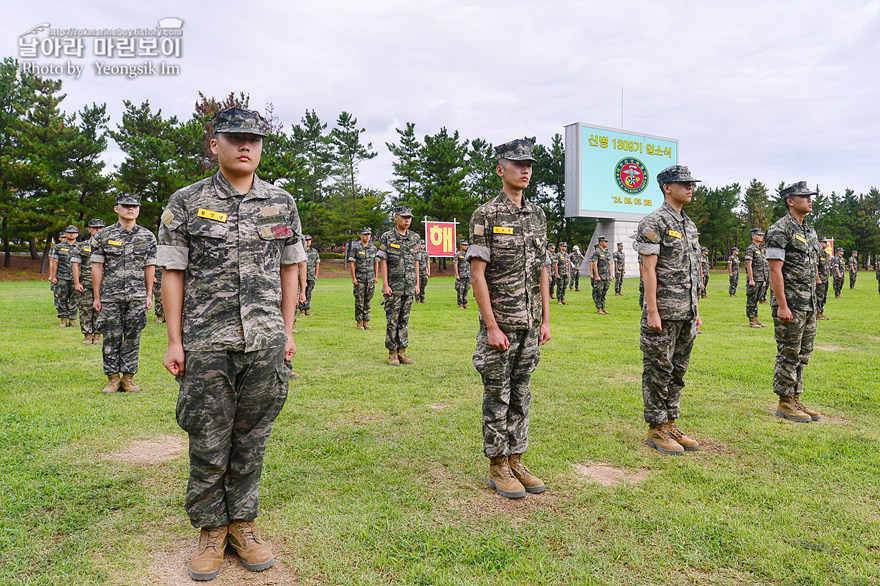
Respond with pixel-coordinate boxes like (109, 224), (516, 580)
(699, 246), (710, 298)
(556, 242), (570, 304)
(48, 225), (81, 327)
(590, 236), (612, 314)
(727, 247), (740, 297)
(613, 242), (626, 296)
(154, 267), (165, 323)
(766, 181), (822, 423)
(72, 219), (105, 344)
(816, 237), (831, 320)
(637, 165), (702, 455)
(454, 239), (471, 309)
(378, 205), (420, 366)
(832, 248), (845, 298)
(92, 194), (156, 394)
(467, 139), (550, 499)
(875, 255), (880, 294)
(158, 108), (307, 580)
(297, 236), (320, 316)
(744, 229), (769, 328)
(547, 243), (557, 299)
(416, 241), (429, 303)
(848, 250), (859, 289)
(569, 244), (583, 292)
(349, 227), (378, 329)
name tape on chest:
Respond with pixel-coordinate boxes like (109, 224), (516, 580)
(668, 230), (682, 239)
(197, 208), (228, 223)
(107, 240), (123, 246)
(358, 250), (366, 255)
(795, 234), (807, 244)
(389, 243), (401, 249)
(494, 226), (515, 235)
(83, 247), (91, 253)
(60, 247), (69, 252)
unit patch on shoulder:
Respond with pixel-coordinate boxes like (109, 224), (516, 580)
(161, 209), (175, 226)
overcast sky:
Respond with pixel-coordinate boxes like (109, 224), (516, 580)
(4, 0), (880, 203)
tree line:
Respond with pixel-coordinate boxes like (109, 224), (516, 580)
(2, 56), (878, 272)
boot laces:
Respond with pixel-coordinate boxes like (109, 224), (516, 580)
(203, 527), (224, 550)
(235, 520), (260, 544)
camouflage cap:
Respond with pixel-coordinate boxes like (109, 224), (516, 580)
(656, 165), (700, 187)
(598, 236), (608, 242)
(359, 227), (372, 235)
(780, 181), (817, 200)
(820, 237), (829, 242)
(57, 231), (65, 238)
(211, 107), (268, 137)
(115, 193), (140, 206)
(701, 246), (709, 252)
(617, 242), (623, 247)
(64, 225), (79, 233)
(303, 234), (312, 241)
(548, 243), (556, 249)
(559, 242), (567, 247)
(836, 248), (843, 253)
(394, 205), (413, 217)
(458, 239), (468, 246)
(852, 250), (859, 254)
(750, 228), (764, 235)
(494, 138), (537, 162)
(87, 218), (106, 228)
(732, 247), (739, 251)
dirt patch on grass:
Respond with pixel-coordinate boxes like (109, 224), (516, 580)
(103, 435), (185, 466)
(611, 372), (641, 383)
(817, 413), (848, 425)
(574, 463), (648, 486)
(694, 437), (737, 456)
(141, 538), (301, 585)
(333, 412), (387, 427)
(815, 345), (845, 352)
(450, 489), (560, 520)
(428, 402), (451, 411)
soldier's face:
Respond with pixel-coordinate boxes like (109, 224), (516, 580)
(360, 234), (371, 245)
(665, 181), (695, 205)
(497, 159), (532, 191)
(600, 241), (608, 249)
(212, 132), (262, 177)
(115, 204), (140, 221)
(788, 195), (812, 214)
(88, 227), (100, 236)
(753, 234), (764, 244)
(395, 214), (412, 230)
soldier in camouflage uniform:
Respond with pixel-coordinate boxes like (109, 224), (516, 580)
(547, 243), (557, 298)
(467, 138), (550, 499)
(590, 236), (612, 313)
(700, 246), (710, 298)
(569, 245), (583, 291)
(154, 267), (165, 323)
(636, 165), (702, 456)
(92, 194), (156, 394)
(848, 250), (859, 289)
(816, 237), (831, 320)
(555, 242), (570, 304)
(766, 181), (822, 423)
(348, 227), (378, 329)
(378, 205), (421, 366)
(875, 255), (880, 294)
(613, 242), (626, 296)
(48, 225), (80, 327)
(832, 248), (845, 297)
(727, 247), (740, 297)
(297, 236), (320, 316)
(416, 241), (429, 303)
(72, 219), (105, 344)
(454, 239), (471, 308)
(158, 108), (306, 580)
(744, 228), (769, 328)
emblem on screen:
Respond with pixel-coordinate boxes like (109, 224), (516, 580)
(614, 158), (648, 195)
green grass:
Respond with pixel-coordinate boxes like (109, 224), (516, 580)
(1, 273), (879, 585)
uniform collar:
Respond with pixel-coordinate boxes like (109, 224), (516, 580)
(496, 190), (535, 215)
(213, 171), (270, 200)
(660, 201), (686, 221)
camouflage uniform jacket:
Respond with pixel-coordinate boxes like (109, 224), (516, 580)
(557, 251), (570, 277)
(92, 223), (156, 302)
(727, 255), (740, 271)
(849, 256), (858, 274)
(569, 251), (584, 273)
(817, 252), (830, 280)
(635, 201), (701, 320)
(831, 255), (845, 277)
(348, 241), (378, 280)
(306, 247), (321, 280)
(454, 250), (471, 279)
(417, 250), (429, 276)
(744, 243), (769, 281)
(765, 212), (820, 311)
(613, 250), (626, 274)
(466, 191), (549, 331)
(49, 241), (76, 280)
(590, 248), (612, 280)
(71, 237), (96, 284)
(157, 171), (306, 352)
(700, 255), (710, 276)
(377, 229), (420, 296)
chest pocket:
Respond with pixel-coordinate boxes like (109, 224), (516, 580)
(103, 243), (124, 256)
(189, 218), (228, 240)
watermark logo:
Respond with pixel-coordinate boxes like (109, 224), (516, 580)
(614, 157), (648, 195)
(17, 18), (184, 80)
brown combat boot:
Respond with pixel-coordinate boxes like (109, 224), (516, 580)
(508, 454), (545, 493)
(189, 525), (228, 581)
(487, 456), (526, 499)
(817, 312), (830, 320)
(363, 321), (372, 330)
(755, 319), (767, 328)
(227, 520), (274, 572)
(356, 321), (364, 330)
(793, 393), (821, 421)
(82, 334), (92, 345)
(92, 333), (102, 344)
(156, 315), (165, 323)
(776, 396), (812, 422)
(749, 317), (762, 328)
(388, 349), (400, 366)
(397, 348), (415, 364)
(68, 319), (77, 327)
(120, 373), (141, 393)
(664, 420), (700, 451)
(101, 373), (122, 394)
(646, 423), (684, 455)
(58, 319), (68, 327)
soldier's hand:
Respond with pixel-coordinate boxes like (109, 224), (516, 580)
(374, 277), (378, 284)
(352, 277), (359, 285)
(778, 307), (793, 322)
(49, 276), (57, 284)
(146, 297), (153, 310)
(299, 291), (307, 304)
(647, 309), (662, 332)
(487, 326), (509, 351)
(163, 343), (185, 375)
(695, 314), (703, 331)
(383, 284), (393, 296)
(75, 283), (84, 292)
(284, 333), (297, 361)
(93, 299), (101, 312)
(539, 323), (551, 345)
(749, 279), (755, 286)
(415, 285), (420, 295)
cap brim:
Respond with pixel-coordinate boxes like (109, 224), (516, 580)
(501, 155), (538, 162)
(216, 127), (267, 137)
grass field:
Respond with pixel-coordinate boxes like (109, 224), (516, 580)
(1, 274), (879, 585)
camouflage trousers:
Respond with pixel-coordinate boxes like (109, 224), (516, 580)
(556, 275), (569, 302)
(153, 283), (164, 318)
(772, 308), (817, 397)
(729, 271), (739, 295)
(849, 271), (857, 289)
(175, 345), (290, 529)
(639, 277), (645, 308)
(746, 281), (768, 318)
(417, 272), (428, 302)
(455, 277), (471, 306)
(77, 286), (98, 334)
(549, 275), (557, 297)
(570, 271), (579, 290)
(701, 271), (709, 298)
(384, 294), (414, 350)
(640, 316), (697, 424)
(592, 279), (610, 308)
(298, 279), (316, 311)
(53, 279), (77, 319)
(614, 271), (624, 294)
(816, 279), (829, 313)
(474, 325), (540, 458)
(97, 300), (146, 375)
(833, 276), (844, 297)
(353, 278), (375, 322)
